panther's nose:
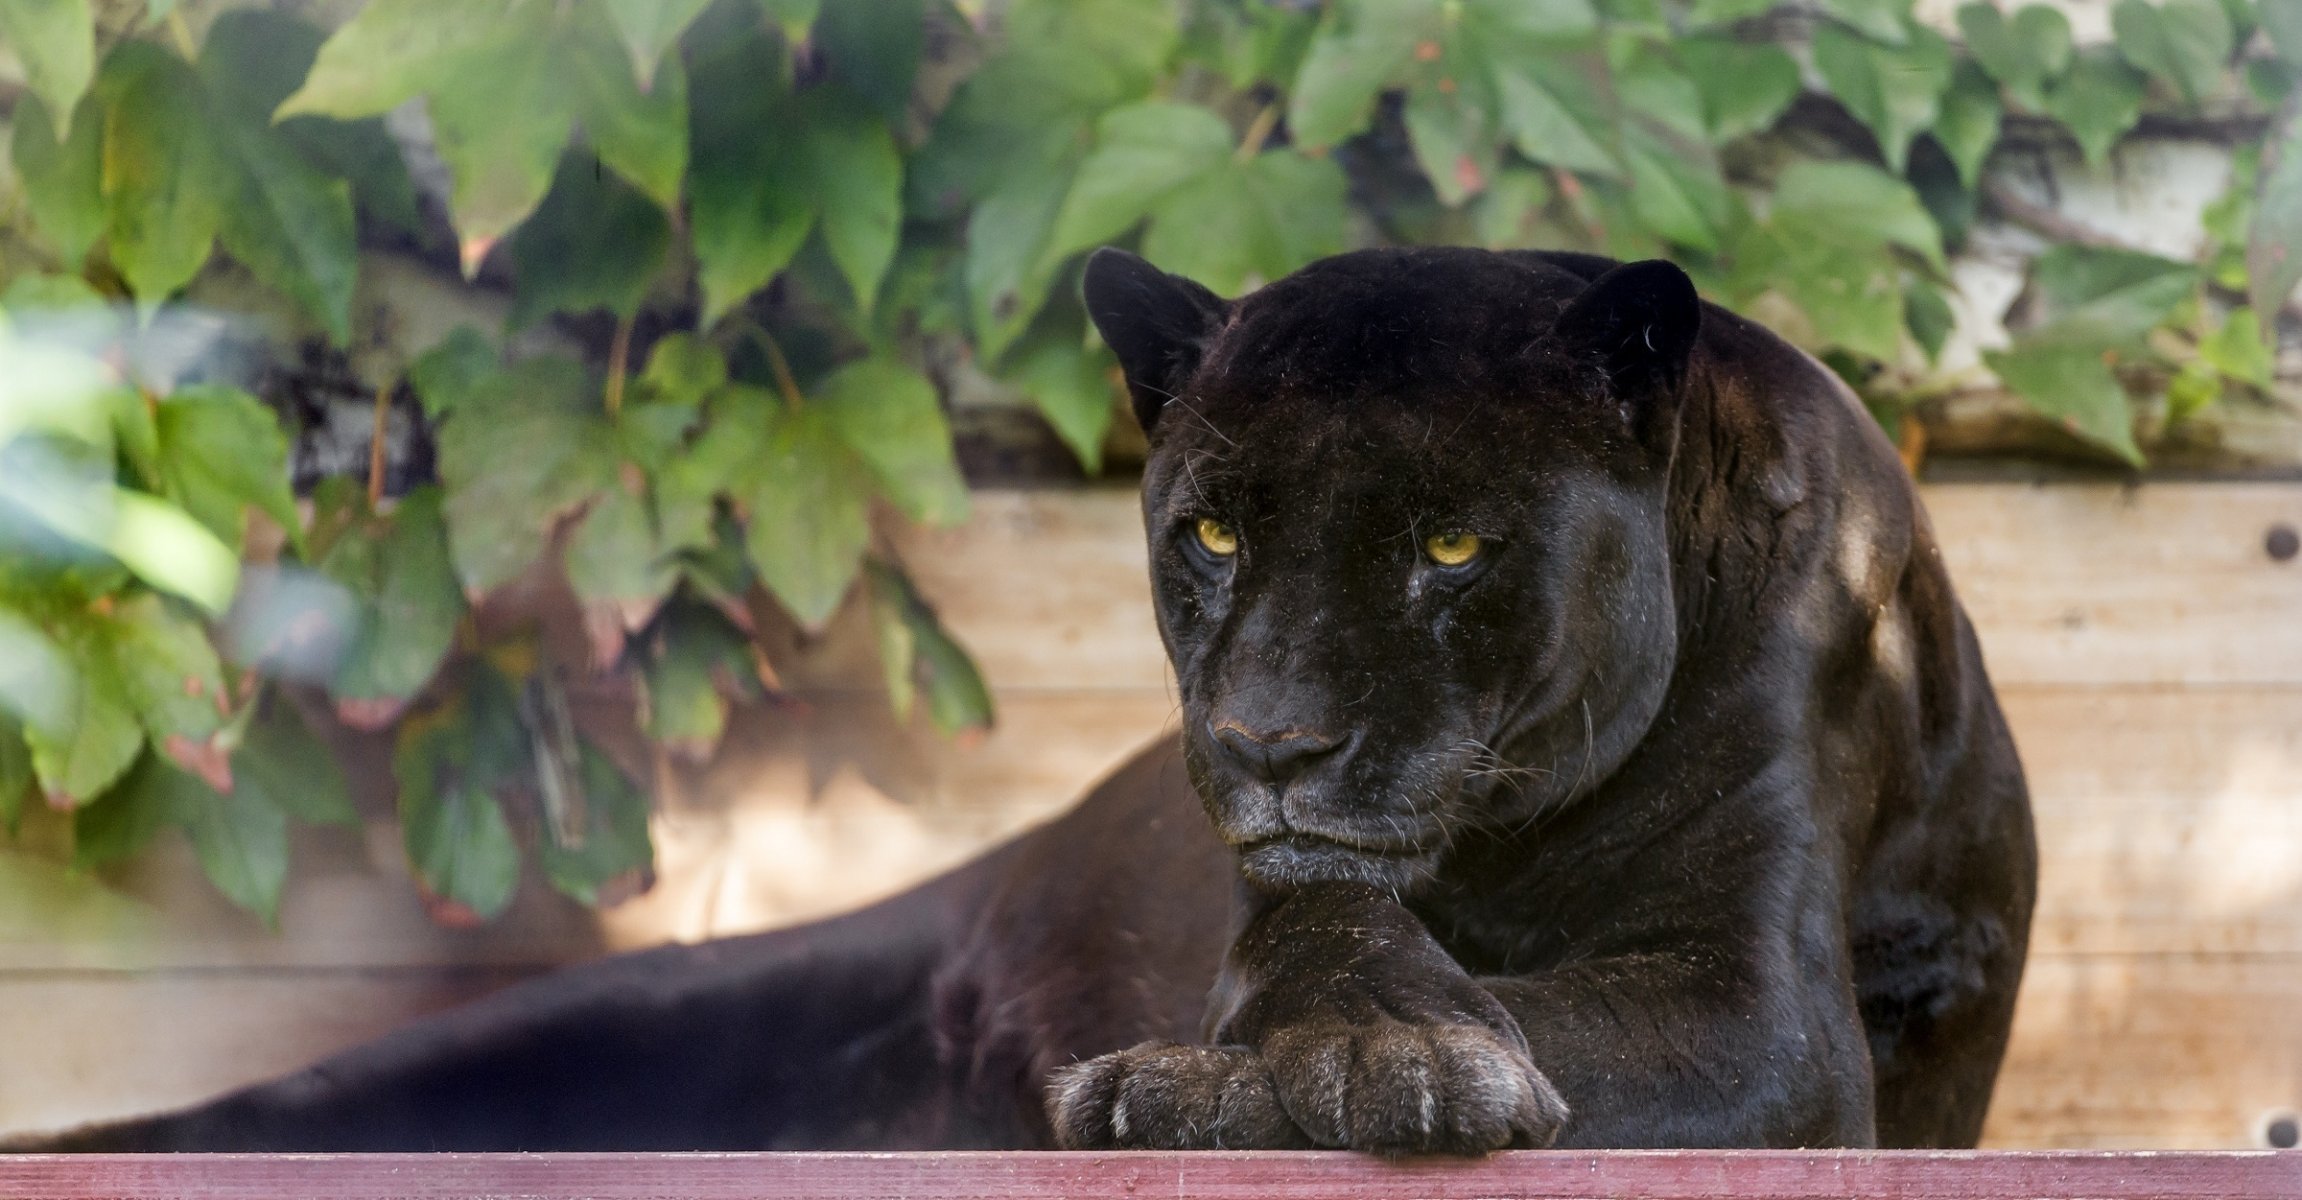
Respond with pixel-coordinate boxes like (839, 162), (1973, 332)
(1210, 721), (1348, 785)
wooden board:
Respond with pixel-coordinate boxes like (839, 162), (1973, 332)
(3, 483), (2300, 1149)
(1, 1150), (2295, 1200)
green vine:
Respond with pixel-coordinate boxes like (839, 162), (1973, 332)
(0, 0), (2294, 921)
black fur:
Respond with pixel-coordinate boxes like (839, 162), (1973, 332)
(5, 248), (2033, 1155)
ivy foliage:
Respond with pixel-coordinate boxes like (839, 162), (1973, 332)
(0, 0), (2296, 920)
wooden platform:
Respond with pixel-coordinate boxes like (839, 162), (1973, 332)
(3, 482), (2300, 1150)
(0, 1150), (2295, 1200)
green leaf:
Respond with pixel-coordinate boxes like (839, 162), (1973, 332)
(2250, 93), (2302, 335)
(537, 742), (654, 907)
(323, 487), (465, 709)
(106, 491), (240, 616)
(1984, 339), (2144, 464)
(1817, 0), (1914, 43)
(210, 119), (361, 342)
(432, 357), (619, 595)
(152, 385), (300, 553)
(1686, 0), (1778, 25)
(96, 42), (228, 307)
(1746, 230), (1910, 361)
(171, 759), (290, 921)
(1044, 101), (1236, 269)
(569, 15), (690, 217)
(234, 699), (355, 826)
(960, 136), (1085, 361)
(739, 405), (872, 629)
(866, 562), (993, 737)
(1677, 38), (1801, 142)
(813, 358), (969, 525)
(1493, 48), (1621, 177)
(9, 92), (105, 266)
(72, 752), (173, 866)
(1405, 85), (1496, 207)
(98, 593), (227, 744)
(1288, 0), (1433, 151)
(0, 603), (79, 752)
(2200, 306), (2275, 386)
(0, 713), (27, 832)
(1141, 151), (1349, 295)
(817, 0), (926, 123)
(2028, 244), (2199, 340)
(1906, 280), (1956, 361)
(1008, 331), (1116, 472)
(2267, 1), (2302, 64)
(563, 485), (679, 629)
(0, 0), (95, 137)
(2111, 0), (2234, 106)
(599, 0), (714, 89)
(637, 602), (752, 758)
(24, 613), (143, 805)
(802, 88), (905, 315)
(275, 0), (484, 118)
(1932, 63), (2003, 189)
(686, 27), (809, 324)
(2046, 50), (2146, 167)
(2166, 357), (2222, 420)
(393, 698), (522, 923)
(424, 14), (571, 270)
(1772, 159), (1948, 272)
(1812, 22), (1952, 173)
(1620, 122), (1732, 253)
(1957, 2), (2071, 111)
(507, 153), (672, 329)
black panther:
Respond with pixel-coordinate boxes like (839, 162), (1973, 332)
(5, 247), (2034, 1155)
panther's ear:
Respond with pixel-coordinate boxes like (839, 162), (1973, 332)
(1549, 260), (1702, 441)
(1082, 248), (1229, 436)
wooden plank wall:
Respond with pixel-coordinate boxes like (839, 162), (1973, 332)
(2, 482), (2299, 1151)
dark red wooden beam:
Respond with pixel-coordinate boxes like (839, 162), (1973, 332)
(0, 1150), (2295, 1200)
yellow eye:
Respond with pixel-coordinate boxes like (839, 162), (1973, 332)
(1425, 531), (1483, 567)
(1194, 517), (1240, 557)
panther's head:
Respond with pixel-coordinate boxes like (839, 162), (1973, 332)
(1085, 246), (1705, 893)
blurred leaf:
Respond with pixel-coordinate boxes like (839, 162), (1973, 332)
(1493, 48), (1621, 177)
(2167, 357), (2222, 421)
(26, 629), (141, 808)
(393, 690), (522, 923)
(1771, 159), (1947, 272)
(1906, 279), (1956, 361)
(1288, 0), (1431, 151)
(1045, 101), (1234, 267)
(1931, 63), (2003, 189)
(72, 752), (172, 866)
(0, 0), (95, 137)
(2111, 0), (2233, 106)
(569, 18), (689, 217)
(97, 592), (228, 745)
(234, 699), (356, 826)
(817, 0), (926, 123)
(2027, 245), (2198, 339)
(406, 326), (500, 419)
(1141, 152), (1349, 295)
(1984, 339), (2143, 463)
(2200, 306), (2274, 386)
(2045, 50), (2145, 168)
(537, 743), (654, 907)
(1008, 330), (1117, 472)
(814, 358), (969, 525)
(2267, 1), (2302, 64)
(0, 713), (27, 832)
(1816, 0), (1912, 43)
(508, 153), (672, 329)
(322, 487), (465, 713)
(96, 42), (229, 307)
(9, 93), (105, 267)
(105, 491), (240, 616)
(274, 0), (479, 118)
(739, 405), (872, 629)
(687, 23), (809, 323)
(1812, 22), (1951, 173)
(153, 385), (300, 555)
(638, 602), (754, 758)
(433, 357), (619, 595)
(1405, 85), (1495, 207)
(1687, 0), (1777, 24)
(600, 0), (713, 89)
(0, 603), (80, 754)
(803, 88), (905, 315)
(1620, 120), (1732, 253)
(866, 561), (992, 737)
(1957, 2), (2071, 111)
(564, 485), (679, 640)
(1677, 39), (1801, 142)
(2250, 92), (2302, 337)
(172, 758), (290, 921)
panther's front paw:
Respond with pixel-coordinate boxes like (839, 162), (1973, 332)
(1261, 1020), (1569, 1155)
(1045, 1042), (1314, 1150)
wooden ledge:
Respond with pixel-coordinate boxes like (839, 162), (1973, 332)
(0, 1150), (2293, 1199)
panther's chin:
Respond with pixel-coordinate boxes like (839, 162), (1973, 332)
(1236, 835), (1436, 892)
